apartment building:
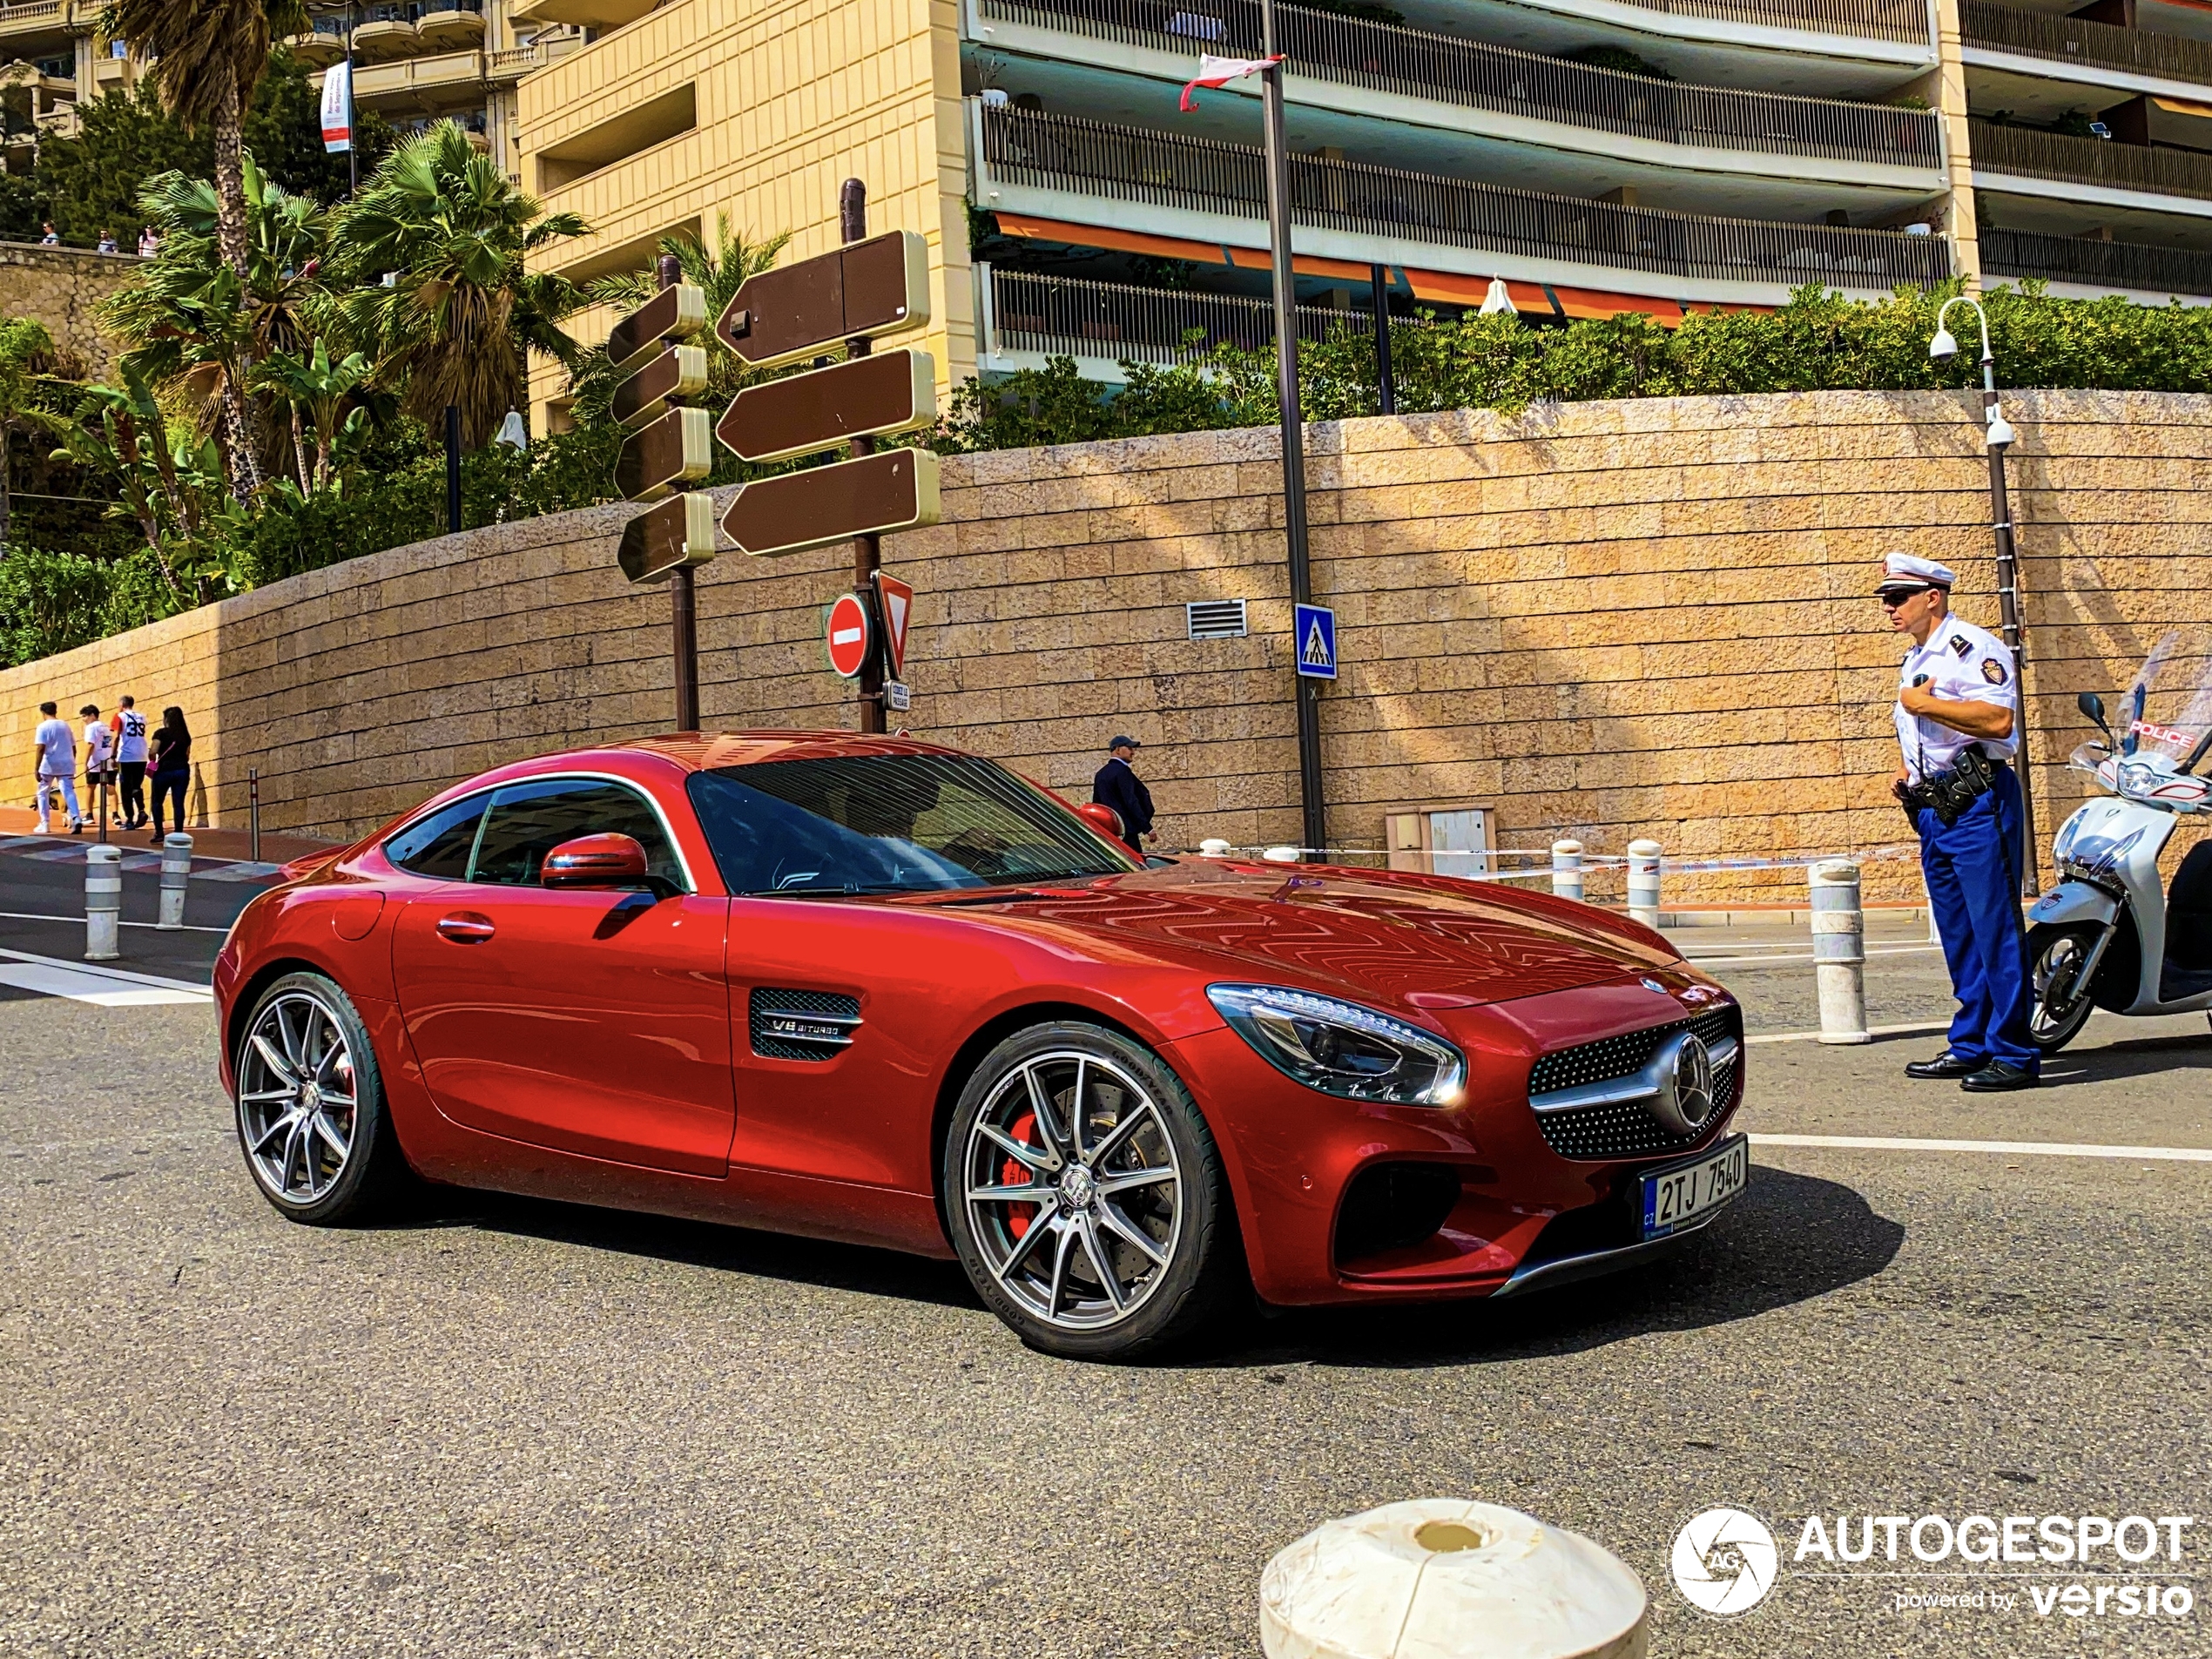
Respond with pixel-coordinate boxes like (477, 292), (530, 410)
(504, 0), (2212, 426)
(0, 0), (144, 157)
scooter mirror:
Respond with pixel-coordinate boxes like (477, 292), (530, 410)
(2076, 690), (2114, 744)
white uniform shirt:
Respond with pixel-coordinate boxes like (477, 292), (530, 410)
(1894, 613), (2020, 784)
(82, 719), (113, 772)
(33, 717), (74, 777)
(115, 708), (148, 764)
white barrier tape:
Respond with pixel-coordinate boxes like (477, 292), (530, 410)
(1183, 843), (1921, 873)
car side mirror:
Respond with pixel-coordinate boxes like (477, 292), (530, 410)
(542, 833), (654, 891)
(1076, 801), (1126, 841)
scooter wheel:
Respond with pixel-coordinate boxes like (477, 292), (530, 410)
(2027, 922), (2101, 1054)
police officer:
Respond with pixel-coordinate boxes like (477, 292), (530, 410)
(1880, 553), (2038, 1091)
(1091, 735), (1155, 855)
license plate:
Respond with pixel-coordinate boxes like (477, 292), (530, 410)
(1640, 1134), (1750, 1240)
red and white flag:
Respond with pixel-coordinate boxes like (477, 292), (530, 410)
(1179, 53), (1283, 112)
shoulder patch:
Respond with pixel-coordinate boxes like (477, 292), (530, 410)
(1981, 658), (2008, 685)
(1950, 635), (1973, 658)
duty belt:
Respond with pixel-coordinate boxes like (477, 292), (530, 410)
(1903, 747), (1999, 830)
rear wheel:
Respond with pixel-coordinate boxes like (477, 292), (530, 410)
(2027, 923), (2102, 1054)
(944, 1022), (1239, 1360)
(233, 972), (410, 1224)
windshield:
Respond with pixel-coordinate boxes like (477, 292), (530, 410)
(2111, 631), (2212, 770)
(686, 752), (1138, 896)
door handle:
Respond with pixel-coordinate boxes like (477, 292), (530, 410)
(435, 913), (496, 944)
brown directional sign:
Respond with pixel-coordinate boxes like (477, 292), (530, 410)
(606, 281), (706, 378)
(618, 491), (717, 585)
(614, 344), (708, 430)
(616, 405), (711, 501)
(716, 349), (935, 464)
(720, 448), (941, 559)
(715, 231), (929, 369)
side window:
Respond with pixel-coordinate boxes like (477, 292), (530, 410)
(469, 779), (685, 889)
(383, 794), (487, 880)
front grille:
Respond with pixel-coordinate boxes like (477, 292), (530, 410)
(1529, 1005), (1740, 1161)
(749, 988), (861, 1061)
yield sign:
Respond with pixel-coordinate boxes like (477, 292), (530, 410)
(825, 591), (873, 679)
(874, 572), (913, 679)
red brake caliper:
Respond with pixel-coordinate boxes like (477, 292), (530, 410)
(1003, 1110), (1039, 1240)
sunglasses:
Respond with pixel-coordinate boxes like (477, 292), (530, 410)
(1878, 586), (1937, 606)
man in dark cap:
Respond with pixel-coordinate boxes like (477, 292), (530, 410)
(1091, 735), (1155, 855)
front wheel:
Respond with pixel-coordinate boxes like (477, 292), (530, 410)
(2027, 923), (2103, 1054)
(233, 971), (411, 1224)
(943, 1022), (1240, 1361)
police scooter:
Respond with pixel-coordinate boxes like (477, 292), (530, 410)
(2025, 635), (2212, 1052)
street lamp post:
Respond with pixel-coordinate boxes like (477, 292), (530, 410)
(1259, 0), (1328, 860)
(1929, 296), (2040, 896)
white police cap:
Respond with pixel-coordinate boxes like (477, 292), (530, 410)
(1876, 553), (1956, 592)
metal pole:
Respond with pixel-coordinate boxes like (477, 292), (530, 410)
(842, 178), (887, 737)
(1369, 261), (1394, 416)
(1979, 350), (2039, 896)
(346, 3), (358, 197)
(660, 253), (701, 732)
(444, 404), (461, 534)
(248, 766), (260, 864)
(1261, 0), (1326, 860)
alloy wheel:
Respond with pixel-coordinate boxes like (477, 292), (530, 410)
(961, 1049), (1184, 1332)
(238, 990), (360, 1205)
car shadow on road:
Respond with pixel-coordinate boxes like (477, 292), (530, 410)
(2037, 1029), (2212, 1089)
(1216, 1167), (1905, 1372)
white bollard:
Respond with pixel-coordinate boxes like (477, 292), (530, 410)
(1199, 838), (1232, 858)
(1261, 846), (1301, 864)
(84, 844), (121, 961)
(1811, 859), (1871, 1044)
(1550, 839), (1584, 902)
(1625, 839), (1662, 927)
(1261, 1500), (1649, 1659)
(158, 833), (192, 930)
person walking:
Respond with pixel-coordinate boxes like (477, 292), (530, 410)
(146, 705), (192, 845)
(31, 699), (83, 833)
(1091, 734), (1155, 856)
(111, 695), (149, 829)
(1880, 553), (2037, 1092)
(79, 703), (115, 833)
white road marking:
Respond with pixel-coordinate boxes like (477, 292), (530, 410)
(0, 948), (211, 1005)
(1753, 1133), (2212, 1163)
(0, 907), (230, 934)
(1747, 1019), (1952, 1045)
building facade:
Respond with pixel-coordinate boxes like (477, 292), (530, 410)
(497, 0), (2212, 428)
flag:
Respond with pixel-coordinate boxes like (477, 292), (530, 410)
(320, 59), (352, 153)
(1179, 53), (1283, 112)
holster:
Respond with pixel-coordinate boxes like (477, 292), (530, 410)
(1906, 748), (1997, 830)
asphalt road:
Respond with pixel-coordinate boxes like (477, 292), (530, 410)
(2, 870), (2207, 1657)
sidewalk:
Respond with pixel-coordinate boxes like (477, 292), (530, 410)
(0, 806), (338, 866)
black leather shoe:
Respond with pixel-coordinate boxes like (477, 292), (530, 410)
(1905, 1052), (1979, 1080)
(1960, 1061), (2039, 1092)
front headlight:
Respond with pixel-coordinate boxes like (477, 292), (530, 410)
(1206, 983), (1466, 1105)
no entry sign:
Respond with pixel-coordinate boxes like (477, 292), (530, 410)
(825, 591), (873, 679)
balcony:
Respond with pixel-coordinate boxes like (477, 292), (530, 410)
(352, 49), (491, 107)
(507, 0), (661, 26)
(354, 4), (421, 62)
(986, 266), (1379, 367)
(1960, 1), (2212, 90)
(418, 3), (486, 51)
(0, 1), (71, 50)
(1981, 224), (2212, 296)
(1561, 0), (1928, 46)
(981, 0), (1943, 171)
(287, 21), (349, 69)
(977, 105), (1952, 291)
(1972, 118), (2212, 203)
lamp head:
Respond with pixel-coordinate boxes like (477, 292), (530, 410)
(1928, 327), (1959, 361)
(1986, 408), (2017, 448)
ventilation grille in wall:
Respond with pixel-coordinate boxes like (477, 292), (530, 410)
(1186, 599), (1248, 640)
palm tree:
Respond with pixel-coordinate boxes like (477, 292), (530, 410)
(253, 340), (373, 492)
(333, 122), (589, 447)
(100, 0), (310, 499)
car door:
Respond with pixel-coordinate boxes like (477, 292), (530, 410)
(388, 775), (736, 1177)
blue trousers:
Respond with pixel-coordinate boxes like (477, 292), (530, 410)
(1918, 762), (2036, 1072)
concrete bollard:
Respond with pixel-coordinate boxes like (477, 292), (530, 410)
(158, 833), (192, 930)
(1625, 839), (1662, 927)
(1810, 859), (1871, 1044)
(1199, 838), (1232, 858)
(1551, 839), (1584, 902)
(1261, 1500), (1649, 1659)
(84, 844), (121, 961)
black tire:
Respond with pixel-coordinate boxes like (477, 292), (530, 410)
(233, 970), (411, 1224)
(943, 1021), (1242, 1361)
(2027, 922), (2101, 1055)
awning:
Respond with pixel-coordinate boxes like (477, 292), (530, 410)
(2152, 95), (2212, 119)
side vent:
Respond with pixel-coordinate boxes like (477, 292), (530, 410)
(1185, 598), (1248, 640)
(750, 988), (861, 1060)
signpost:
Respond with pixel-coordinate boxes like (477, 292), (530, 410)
(719, 449), (939, 559)
(618, 492), (717, 585)
(716, 230), (930, 368)
(825, 592), (873, 679)
(715, 349), (935, 464)
(1294, 603), (1338, 680)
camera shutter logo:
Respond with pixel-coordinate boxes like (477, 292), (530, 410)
(1672, 1507), (1778, 1615)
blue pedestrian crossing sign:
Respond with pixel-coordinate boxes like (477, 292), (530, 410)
(1294, 603), (1337, 679)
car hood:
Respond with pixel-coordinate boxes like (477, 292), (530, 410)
(897, 860), (1676, 1012)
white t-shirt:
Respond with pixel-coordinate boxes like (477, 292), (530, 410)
(34, 717), (74, 777)
(82, 719), (113, 772)
(114, 707), (149, 764)
(1894, 614), (2020, 784)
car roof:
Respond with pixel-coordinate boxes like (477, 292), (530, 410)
(593, 731), (971, 772)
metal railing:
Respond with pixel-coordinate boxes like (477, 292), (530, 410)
(1981, 226), (2212, 297)
(980, 105), (1954, 289)
(0, 1), (66, 27)
(1568, 0), (1927, 44)
(1972, 118), (2212, 203)
(983, 0), (1942, 168)
(988, 267), (1383, 362)
(1961, 0), (2212, 88)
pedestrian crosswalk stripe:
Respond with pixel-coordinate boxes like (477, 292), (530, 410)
(0, 948), (210, 1005)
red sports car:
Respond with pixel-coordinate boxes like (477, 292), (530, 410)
(214, 733), (1747, 1359)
